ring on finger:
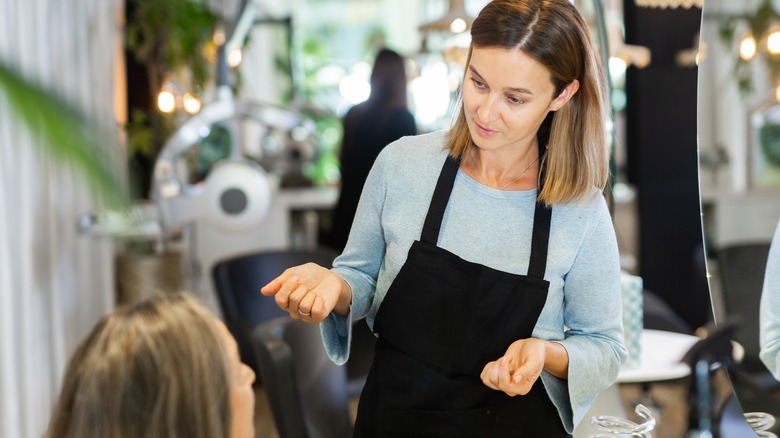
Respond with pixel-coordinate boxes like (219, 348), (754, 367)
(297, 308), (311, 317)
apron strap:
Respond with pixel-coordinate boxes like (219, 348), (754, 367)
(420, 153), (552, 280)
(420, 155), (460, 245)
(528, 201), (552, 279)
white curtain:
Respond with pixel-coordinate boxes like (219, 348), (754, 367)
(0, 1), (120, 437)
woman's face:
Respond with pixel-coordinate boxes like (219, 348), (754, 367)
(216, 320), (256, 438)
(463, 46), (565, 154)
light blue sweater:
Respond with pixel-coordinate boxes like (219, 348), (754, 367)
(760, 220), (780, 379)
(321, 130), (627, 433)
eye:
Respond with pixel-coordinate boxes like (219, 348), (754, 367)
(470, 77), (487, 90)
(507, 96), (525, 105)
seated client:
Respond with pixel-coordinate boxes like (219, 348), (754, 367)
(45, 292), (256, 438)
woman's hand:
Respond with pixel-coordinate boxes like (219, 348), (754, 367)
(260, 263), (352, 322)
(480, 338), (547, 396)
(481, 338), (570, 396)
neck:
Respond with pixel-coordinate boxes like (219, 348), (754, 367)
(469, 146), (539, 190)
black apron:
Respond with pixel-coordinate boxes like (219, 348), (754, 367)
(353, 156), (569, 437)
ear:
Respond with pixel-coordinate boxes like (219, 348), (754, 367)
(549, 79), (580, 111)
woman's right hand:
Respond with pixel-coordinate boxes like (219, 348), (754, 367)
(260, 263), (352, 322)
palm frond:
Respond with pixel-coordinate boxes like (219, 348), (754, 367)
(0, 61), (127, 207)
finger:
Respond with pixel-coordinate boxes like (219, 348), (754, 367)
(487, 361), (504, 389)
(510, 367), (540, 395)
(260, 270), (293, 296)
(288, 281), (310, 311)
(297, 293), (316, 318)
(308, 281), (337, 313)
(273, 275), (301, 311)
(480, 362), (499, 390)
(513, 357), (542, 381)
(310, 296), (325, 320)
(497, 356), (514, 389)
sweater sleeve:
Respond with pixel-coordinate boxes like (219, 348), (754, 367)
(554, 195), (628, 431)
(760, 220), (780, 379)
(320, 144), (391, 365)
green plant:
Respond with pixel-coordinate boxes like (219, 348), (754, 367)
(0, 61), (126, 207)
(717, 0), (780, 96)
(124, 0), (220, 181)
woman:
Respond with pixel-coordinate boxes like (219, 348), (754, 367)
(262, 0), (627, 435)
(329, 47), (417, 252)
(45, 293), (256, 438)
(760, 219), (780, 379)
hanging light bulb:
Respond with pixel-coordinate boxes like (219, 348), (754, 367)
(157, 90), (176, 114)
(419, 0), (473, 33)
(228, 48), (243, 67)
(182, 92), (202, 114)
(450, 18), (467, 34)
(767, 26), (780, 56)
(213, 27), (226, 46)
(739, 33), (758, 61)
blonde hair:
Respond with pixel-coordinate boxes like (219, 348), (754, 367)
(45, 293), (232, 438)
(447, 0), (610, 205)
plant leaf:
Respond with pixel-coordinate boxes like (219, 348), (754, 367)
(0, 61), (127, 208)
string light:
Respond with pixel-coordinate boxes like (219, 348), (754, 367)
(739, 33), (758, 61)
(228, 48), (243, 67)
(157, 90), (176, 114)
(767, 26), (780, 55)
(157, 77), (202, 115)
(449, 18), (467, 34)
(182, 92), (202, 114)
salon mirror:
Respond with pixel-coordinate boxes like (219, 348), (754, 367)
(698, 0), (780, 426)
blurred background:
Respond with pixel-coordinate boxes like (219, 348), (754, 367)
(3, 0), (749, 437)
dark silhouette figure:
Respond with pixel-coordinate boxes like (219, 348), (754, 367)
(328, 48), (416, 251)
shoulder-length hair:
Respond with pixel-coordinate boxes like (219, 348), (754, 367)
(367, 48), (409, 111)
(447, 0), (610, 204)
(45, 293), (232, 438)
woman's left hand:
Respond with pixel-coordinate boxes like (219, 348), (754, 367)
(480, 338), (547, 396)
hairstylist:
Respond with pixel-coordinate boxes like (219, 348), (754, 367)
(262, 1), (627, 435)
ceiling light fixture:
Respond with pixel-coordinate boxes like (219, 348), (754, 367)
(419, 0), (474, 33)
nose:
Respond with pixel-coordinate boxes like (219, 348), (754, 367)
(242, 363), (256, 385)
(476, 92), (500, 124)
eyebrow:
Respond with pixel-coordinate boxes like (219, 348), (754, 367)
(468, 65), (535, 96)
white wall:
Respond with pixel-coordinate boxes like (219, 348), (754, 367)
(0, 1), (120, 436)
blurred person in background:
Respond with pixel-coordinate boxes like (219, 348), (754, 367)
(328, 47), (417, 252)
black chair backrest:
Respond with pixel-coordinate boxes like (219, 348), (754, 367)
(716, 243), (780, 423)
(643, 289), (694, 335)
(212, 248), (339, 373)
(717, 242), (771, 371)
(252, 317), (353, 438)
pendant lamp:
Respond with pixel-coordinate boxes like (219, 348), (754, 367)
(419, 0), (474, 33)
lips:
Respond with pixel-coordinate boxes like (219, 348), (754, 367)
(473, 121), (496, 137)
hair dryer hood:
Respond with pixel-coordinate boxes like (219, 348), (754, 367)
(201, 158), (272, 232)
(155, 158), (272, 234)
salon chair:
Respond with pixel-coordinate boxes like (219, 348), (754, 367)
(212, 248), (339, 375)
(212, 247), (375, 394)
(643, 289), (695, 335)
(252, 317), (353, 438)
(717, 242), (780, 428)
